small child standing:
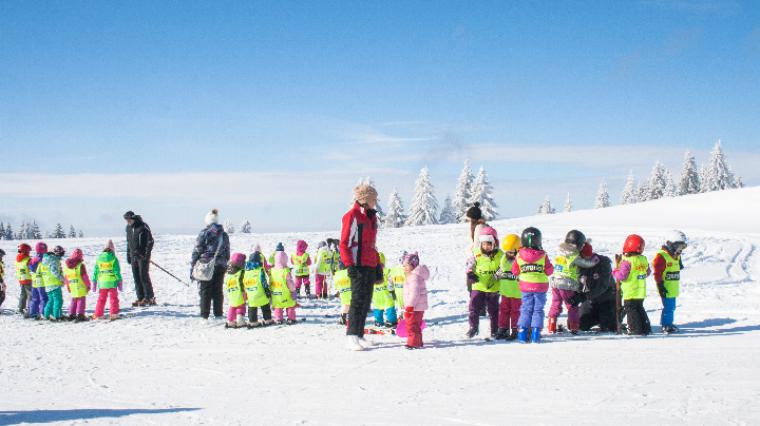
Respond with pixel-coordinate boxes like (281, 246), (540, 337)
(270, 251), (297, 324)
(402, 252), (429, 350)
(372, 252), (397, 328)
(27, 242), (48, 320)
(0, 249), (5, 310)
(15, 244), (33, 315)
(388, 251), (408, 321)
(291, 240), (312, 298)
(62, 248), (92, 322)
(547, 230), (599, 335)
(512, 227), (554, 344)
(41, 245), (66, 321)
(243, 252), (273, 327)
(653, 231), (688, 334)
(613, 234), (652, 336)
(92, 240), (123, 320)
(466, 226), (503, 338)
(495, 234), (522, 340)
(224, 253), (247, 328)
(333, 261), (352, 325)
(314, 241), (333, 299)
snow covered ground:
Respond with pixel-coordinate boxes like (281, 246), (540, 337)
(2, 187), (760, 425)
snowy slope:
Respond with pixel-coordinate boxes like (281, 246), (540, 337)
(1, 187), (759, 425)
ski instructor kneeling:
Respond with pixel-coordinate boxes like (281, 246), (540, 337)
(341, 182), (383, 351)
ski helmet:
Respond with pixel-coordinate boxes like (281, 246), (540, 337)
(0, 248), (5, 258)
(564, 230), (586, 251)
(403, 252), (420, 269)
(623, 234), (645, 255)
(665, 230), (688, 246)
(52, 245), (65, 257)
(478, 226), (499, 248)
(230, 252), (246, 269)
(521, 227), (542, 250)
(18, 243), (32, 254)
(35, 242), (48, 255)
(501, 234), (521, 252)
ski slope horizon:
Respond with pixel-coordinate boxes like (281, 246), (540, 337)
(1, 187), (759, 425)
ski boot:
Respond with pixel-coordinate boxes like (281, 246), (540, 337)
(263, 319), (274, 326)
(465, 327), (479, 338)
(495, 328), (509, 340)
(224, 322), (238, 329)
(490, 329), (498, 339)
(286, 319), (297, 325)
(338, 313), (348, 325)
(109, 314), (118, 321)
(75, 314), (89, 322)
(530, 327), (542, 343)
(146, 297), (157, 306)
(384, 322), (397, 329)
(131, 299), (144, 307)
(65, 314), (76, 322)
(248, 321), (262, 328)
(568, 320), (579, 335)
(547, 317), (558, 334)
(508, 327), (519, 341)
(517, 328), (529, 344)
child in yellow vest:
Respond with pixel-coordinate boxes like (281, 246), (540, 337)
(465, 226), (503, 339)
(92, 240), (123, 320)
(333, 260), (352, 325)
(271, 251), (297, 324)
(0, 248), (5, 310)
(291, 240), (312, 298)
(612, 234), (652, 335)
(224, 253), (247, 328)
(388, 252), (408, 322)
(652, 231), (687, 334)
(372, 252), (397, 327)
(495, 234), (522, 340)
(62, 248), (92, 322)
(512, 227), (554, 343)
(244, 252), (272, 327)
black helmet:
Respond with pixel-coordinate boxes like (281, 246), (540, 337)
(564, 230), (586, 251)
(123, 210), (135, 220)
(52, 245), (65, 257)
(521, 227), (542, 250)
(0, 248), (6, 258)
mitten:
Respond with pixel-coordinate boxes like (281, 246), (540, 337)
(657, 282), (667, 298)
(466, 271), (478, 284)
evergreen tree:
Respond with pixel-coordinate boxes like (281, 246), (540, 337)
(239, 220), (252, 233)
(537, 196), (555, 215)
(31, 221), (42, 239)
(595, 180), (610, 208)
(620, 170), (638, 205)
(663, 168), (677, 197)
(18, 221), (29, 239)
(78, 230), (84, 238)
(53, 223), (66, 239)
(0, 222), (4, 240)
(646, 161), (671, 200)
(453, 160), (474, 222)
(384, 188), (407, 228)
(438, 195), (457, 224)
(68, 225), (77, 238)
(563, 193), (573, 213)
(736, 176), (744, 188)
(224, 220), (236, 234)
(702, 140), (736, 191)
(678, 150), (700, 195)
(636, 181), (650, 203)
(406, 167), (439, 226)
(3, 223), (13, 240)
(468, 166), (498, 221)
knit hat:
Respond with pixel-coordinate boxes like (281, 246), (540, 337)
(466, 202), (482, 220)
(478, 226), (499, 246)
(35, 242), (48, 255)
(204, 208), (219, 226)
(580, 242), (593, 258)
(230, 252), (246, 269)
(275, 242), (284, 251)
(248, 252), (263, 265)
(104, 239), (115, 253)
(403, 252), (420, 269)
(251, 243), (262, 253)
(353, 183), (378, 205)
(52, 245), (65, 257)
(123, 210), (136, 220)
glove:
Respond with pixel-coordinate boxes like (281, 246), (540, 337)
(657, 282), (667, 298)
(466, 271), (478, 284)
(189, 267), (195, 282)
(404, 306), (414, 319)
(117, 281), (123, 292)
(568, 293), (586, 307)
(374, 265), (384, 283)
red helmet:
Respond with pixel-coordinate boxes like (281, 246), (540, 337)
(623, 234), (645, 255)
(18, 243), (32, 254)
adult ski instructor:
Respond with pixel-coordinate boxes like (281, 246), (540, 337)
(124, 211), (156, 306)
(341, 182), (383, 351)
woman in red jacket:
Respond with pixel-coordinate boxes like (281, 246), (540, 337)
(340, 183), (382, 351)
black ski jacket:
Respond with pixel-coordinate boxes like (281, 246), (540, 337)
(126, 215), (154, 264)
(579, 254), (615, 303)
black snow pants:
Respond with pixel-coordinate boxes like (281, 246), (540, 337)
(624, 299), (651, 335)
(346, 266), (377, 338)
(579, 297), (617, 332)
(199, 265), (225, 319)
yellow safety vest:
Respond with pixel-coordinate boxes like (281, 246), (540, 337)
(334, 269), (352, 306)
(63, 263), (88, 298)
(270, 268), (296, 309)
(498, 257), (521, 298)
(657, 250), (681, 298)
(553, 252), (580, 282)
(291, 253), (310, 277)
(225, 270), (245, 307)
(473, 249), (504, 293)
(388, 265), (406, 308)
(39, 259), (62, 288)
(620, 254), (648, 300)
(515, 254), (550, 284)
(16, 257), (31, 282)
(243, 268), (270, 308)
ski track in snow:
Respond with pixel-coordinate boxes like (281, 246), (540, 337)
(2, 190), (760, 425)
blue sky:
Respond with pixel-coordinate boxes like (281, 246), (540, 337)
(1, 1), (759, 235)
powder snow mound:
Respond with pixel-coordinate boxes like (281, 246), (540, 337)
(1, 186), (759, 425)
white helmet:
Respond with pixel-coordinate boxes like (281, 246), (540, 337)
(665, 230), (688, 246)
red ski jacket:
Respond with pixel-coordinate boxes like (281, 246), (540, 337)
(339, 202), (380, 268)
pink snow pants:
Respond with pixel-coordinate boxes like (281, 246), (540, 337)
(227, 305), (246, 322)
(94, 288), (119, 317)
(273, 307), (296, 321)
(498, 296), (521, 329)
(548, 288), (579, 325)
(315, 274), (329, 299)
(295, 276), (310, 293)
(69, 296), (87, 316)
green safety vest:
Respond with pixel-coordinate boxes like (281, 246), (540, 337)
(334, 269), (352, 306)
(270, 268), (296, 309)
(317, 250), (333, 275)
(620, 254), (648, 300)
(291, 253), (310, 277)
(658, 250), (681, 298)
(473, 249), (504, 293)
(225, 270), (245, 307)
(16, 257), (31, 282)
(30, 261), (44, 288)
(498, 257), (521, 298)
(388, 265), (406, 308)
(96, 256), (119, 289)
(243, 268), (270, 307)
(516, 254), (550, 284)
(372, 279), (394, 310)
(39, 259), (63, 289)
(553, 252), (580, 282)
(332, 252), (341, 272)
(63, 263), (88, 298)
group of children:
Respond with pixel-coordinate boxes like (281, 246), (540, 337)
(3, 240), (124, 321)
(466, 225), (688, 343)
(223, 240), (431, 349)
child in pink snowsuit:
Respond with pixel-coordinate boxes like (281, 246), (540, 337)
(272, 251), (298, 324)
(403, 252), (429, 349)
(63, 248), (92, 321)
(291, 240), (312, 297)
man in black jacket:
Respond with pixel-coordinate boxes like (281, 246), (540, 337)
(124, 211), (155, 306)
(569, 244), (617, 332)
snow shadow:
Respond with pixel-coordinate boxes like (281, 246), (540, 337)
(0, 407), (200, 425)
(678, 317), (736, 329)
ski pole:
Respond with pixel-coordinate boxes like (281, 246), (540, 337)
(150, 260), (191, 287)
